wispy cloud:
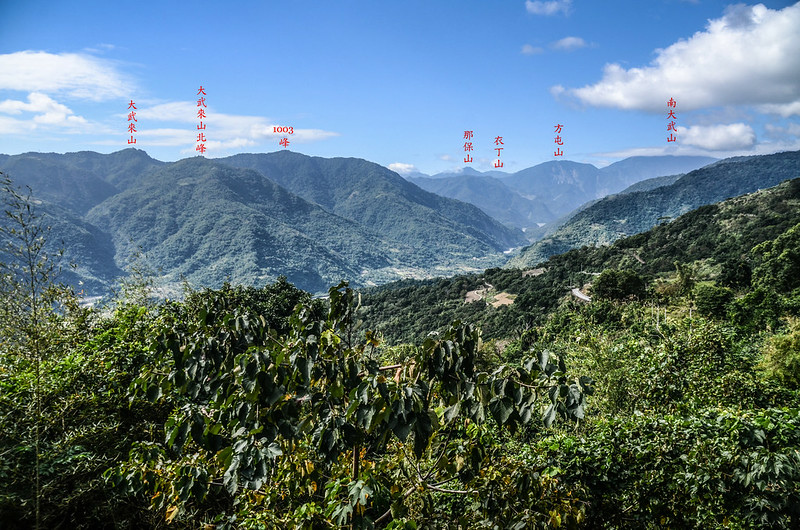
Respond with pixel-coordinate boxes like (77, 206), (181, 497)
(521, 44), (544, 55)
(551, 36), (587, 51)
(759, 101), (800, 118)
(558, 3), (800, 113)
(765, 122), (800, 138)
(0, 50), (132, 101)
(388, 162), (417, 175)
(525, 0), (571, 16)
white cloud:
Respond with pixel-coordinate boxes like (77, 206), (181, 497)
(136, 128), (195, 146)
(678, 123), (756, 150)
(0, 51), (131, 101)
(0, 115), (35, 134)
(250, 125), (339, 143)
(134, 101), (197, 123)
(551, 36), (587, 51)
(132, 100), (339, 150)
(179, 138), (257, 155)
(521, 44), (544, 55)
(760, 101), (800, 117)
(563, 3), (800, 112)
(388, 162), (417, 175)
(0, 92), (88, 128)
(525, 0), (571, 16)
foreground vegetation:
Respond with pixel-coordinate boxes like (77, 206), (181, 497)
(2, 171), (800, 528)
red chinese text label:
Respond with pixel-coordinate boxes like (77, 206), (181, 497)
(667, 98), (677, 143)
(464, 130), (474, 163)
(196, 86), (207, 155)
(494, 136), (504, 168)
(127, 100), (137, 145)
(554, 124), (563, 157)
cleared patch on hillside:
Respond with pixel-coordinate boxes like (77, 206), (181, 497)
(491, 292), (516, 308)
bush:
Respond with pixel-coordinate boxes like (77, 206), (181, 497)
(718, 259), (752, 289)
(694, 284), (734, 318)
(592, 269), (645, 301)
(729, 287), (783, 334)
(546, 408), (800, 529)
(761, 317), (800, 389)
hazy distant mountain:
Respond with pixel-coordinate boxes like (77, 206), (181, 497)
(408, 174), (555, 229)
(499, 156), (717, 219)
(429, 167), (510, 179)
(500, 160), (603, 217)
(400, 156), (716, 238)
(508, 150), (800, 268)
(599, 155), (717, 187)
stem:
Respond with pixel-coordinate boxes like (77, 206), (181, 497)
(352, 444), (360, 481)
(424, 483), (473, 495)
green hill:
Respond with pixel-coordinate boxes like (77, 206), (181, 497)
(0, 150), (534, 295)
(219, 151), (527, 255)
(359, 175), (800, 344)
(509, 150), (800, 269)
(0, 149), (162, 214)
(85, 158), (396, 294)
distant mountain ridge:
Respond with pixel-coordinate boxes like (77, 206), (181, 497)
(407, 155), (716, 234)
(508, 150), (800, 268)
(408, 174), (556, 230)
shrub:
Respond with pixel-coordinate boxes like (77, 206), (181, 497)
(694, 284), (734, 318)
(592, 269), (645, 301)
(761, 317), (800, 389)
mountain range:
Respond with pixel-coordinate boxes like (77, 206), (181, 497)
(408, 156), (717, 234)
(508, 150), (800, 268)
(0, 149), (525, 295)
(2, 147), (792, 297)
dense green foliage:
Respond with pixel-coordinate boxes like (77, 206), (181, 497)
(591, 269), (645, 301)
(109, 282), (592, 528)
(761, 318), (800, 389)
(2, 164), (800, 528)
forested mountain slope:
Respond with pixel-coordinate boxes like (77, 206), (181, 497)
(359, 175), (800, 344)
(0, 149), (162, 214)
(509, 150), (800, 269)
(85, 158), (400, 293)
(219, 151), (527, 253)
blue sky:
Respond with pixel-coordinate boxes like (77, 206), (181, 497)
(1, 0), (798, 174)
